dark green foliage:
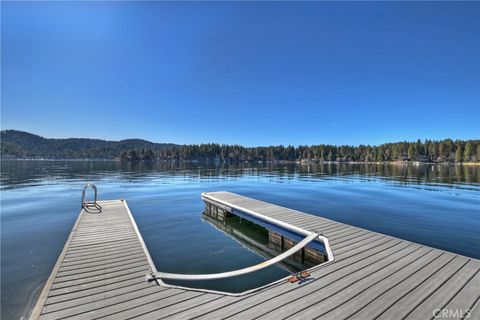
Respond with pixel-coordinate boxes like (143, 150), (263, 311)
(2, 130), (479, 163)
(1, 130), (176, 159)
(408, 144), (415, 160)
(455, 145), (463, 163)
(128, 140), (479, 163)
(464, 142), (473, 162)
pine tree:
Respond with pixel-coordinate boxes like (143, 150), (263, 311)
(415, 139), (422, 156)
(376, 150), (384, 162)
(455, 145), (463, 163)
(408, 144), (415, 160)
(464, 142), (473, 162)
(392, 145), (399, 160)
(431, 143), (437, 160)
(438, 141), (445, 160)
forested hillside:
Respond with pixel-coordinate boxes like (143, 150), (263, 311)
(2, 130), (478, 163)
(0, 130), (177, 159)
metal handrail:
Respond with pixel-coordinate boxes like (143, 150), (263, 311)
(81, 183), (102, 212)
(150, 232), (318, 281)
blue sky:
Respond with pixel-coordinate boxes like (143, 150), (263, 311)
(1, 1), (479, 146)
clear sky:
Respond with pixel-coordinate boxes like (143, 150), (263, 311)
(1, 1), (479, 146)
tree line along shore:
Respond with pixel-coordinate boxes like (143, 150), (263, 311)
(119, 139), (480, 163)
(1, 130), (479, 163)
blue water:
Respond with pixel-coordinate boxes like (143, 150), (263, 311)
(1, 160), (479, 320)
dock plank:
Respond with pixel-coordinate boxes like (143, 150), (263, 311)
(177, 240), (406, 320)
(219, 243), (421, 320)
(404, 260), (479, 320)
(30, 192), (479, 320)
(348, 253), (459, 320)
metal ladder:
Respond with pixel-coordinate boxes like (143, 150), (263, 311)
(81, 183), (102, 212)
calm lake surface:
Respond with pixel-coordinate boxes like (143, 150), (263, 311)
(1, 160), (479, 320)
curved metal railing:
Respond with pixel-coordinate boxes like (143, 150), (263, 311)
(81, 183), (102, 212)
(150, 232), (318, 281)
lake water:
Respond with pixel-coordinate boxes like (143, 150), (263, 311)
(1, 160), (479, 320)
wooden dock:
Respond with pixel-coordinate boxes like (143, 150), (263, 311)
(31, 192), (480, 320)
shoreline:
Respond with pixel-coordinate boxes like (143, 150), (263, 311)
(2, 158), (479, 165)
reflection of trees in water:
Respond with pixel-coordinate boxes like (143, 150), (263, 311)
(1, 160), (479, 188)
(290, 162), (479, 185)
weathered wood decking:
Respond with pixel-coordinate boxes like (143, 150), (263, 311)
(31, 192), (480, 320)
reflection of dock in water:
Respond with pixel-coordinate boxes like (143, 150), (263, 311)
(202, 211), (323, 273)
(204, 199), (327, 269)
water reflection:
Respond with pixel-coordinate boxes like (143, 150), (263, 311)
(1, 160), (479, 190)
(202, 210), (325, 272)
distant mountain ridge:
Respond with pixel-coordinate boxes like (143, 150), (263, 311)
(0, 130), (178, 159)
(2, 129), (479, 163)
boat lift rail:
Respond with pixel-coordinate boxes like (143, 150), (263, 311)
(148, 232), (319, 281)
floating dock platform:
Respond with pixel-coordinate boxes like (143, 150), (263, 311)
(31, 191), (480, 319)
